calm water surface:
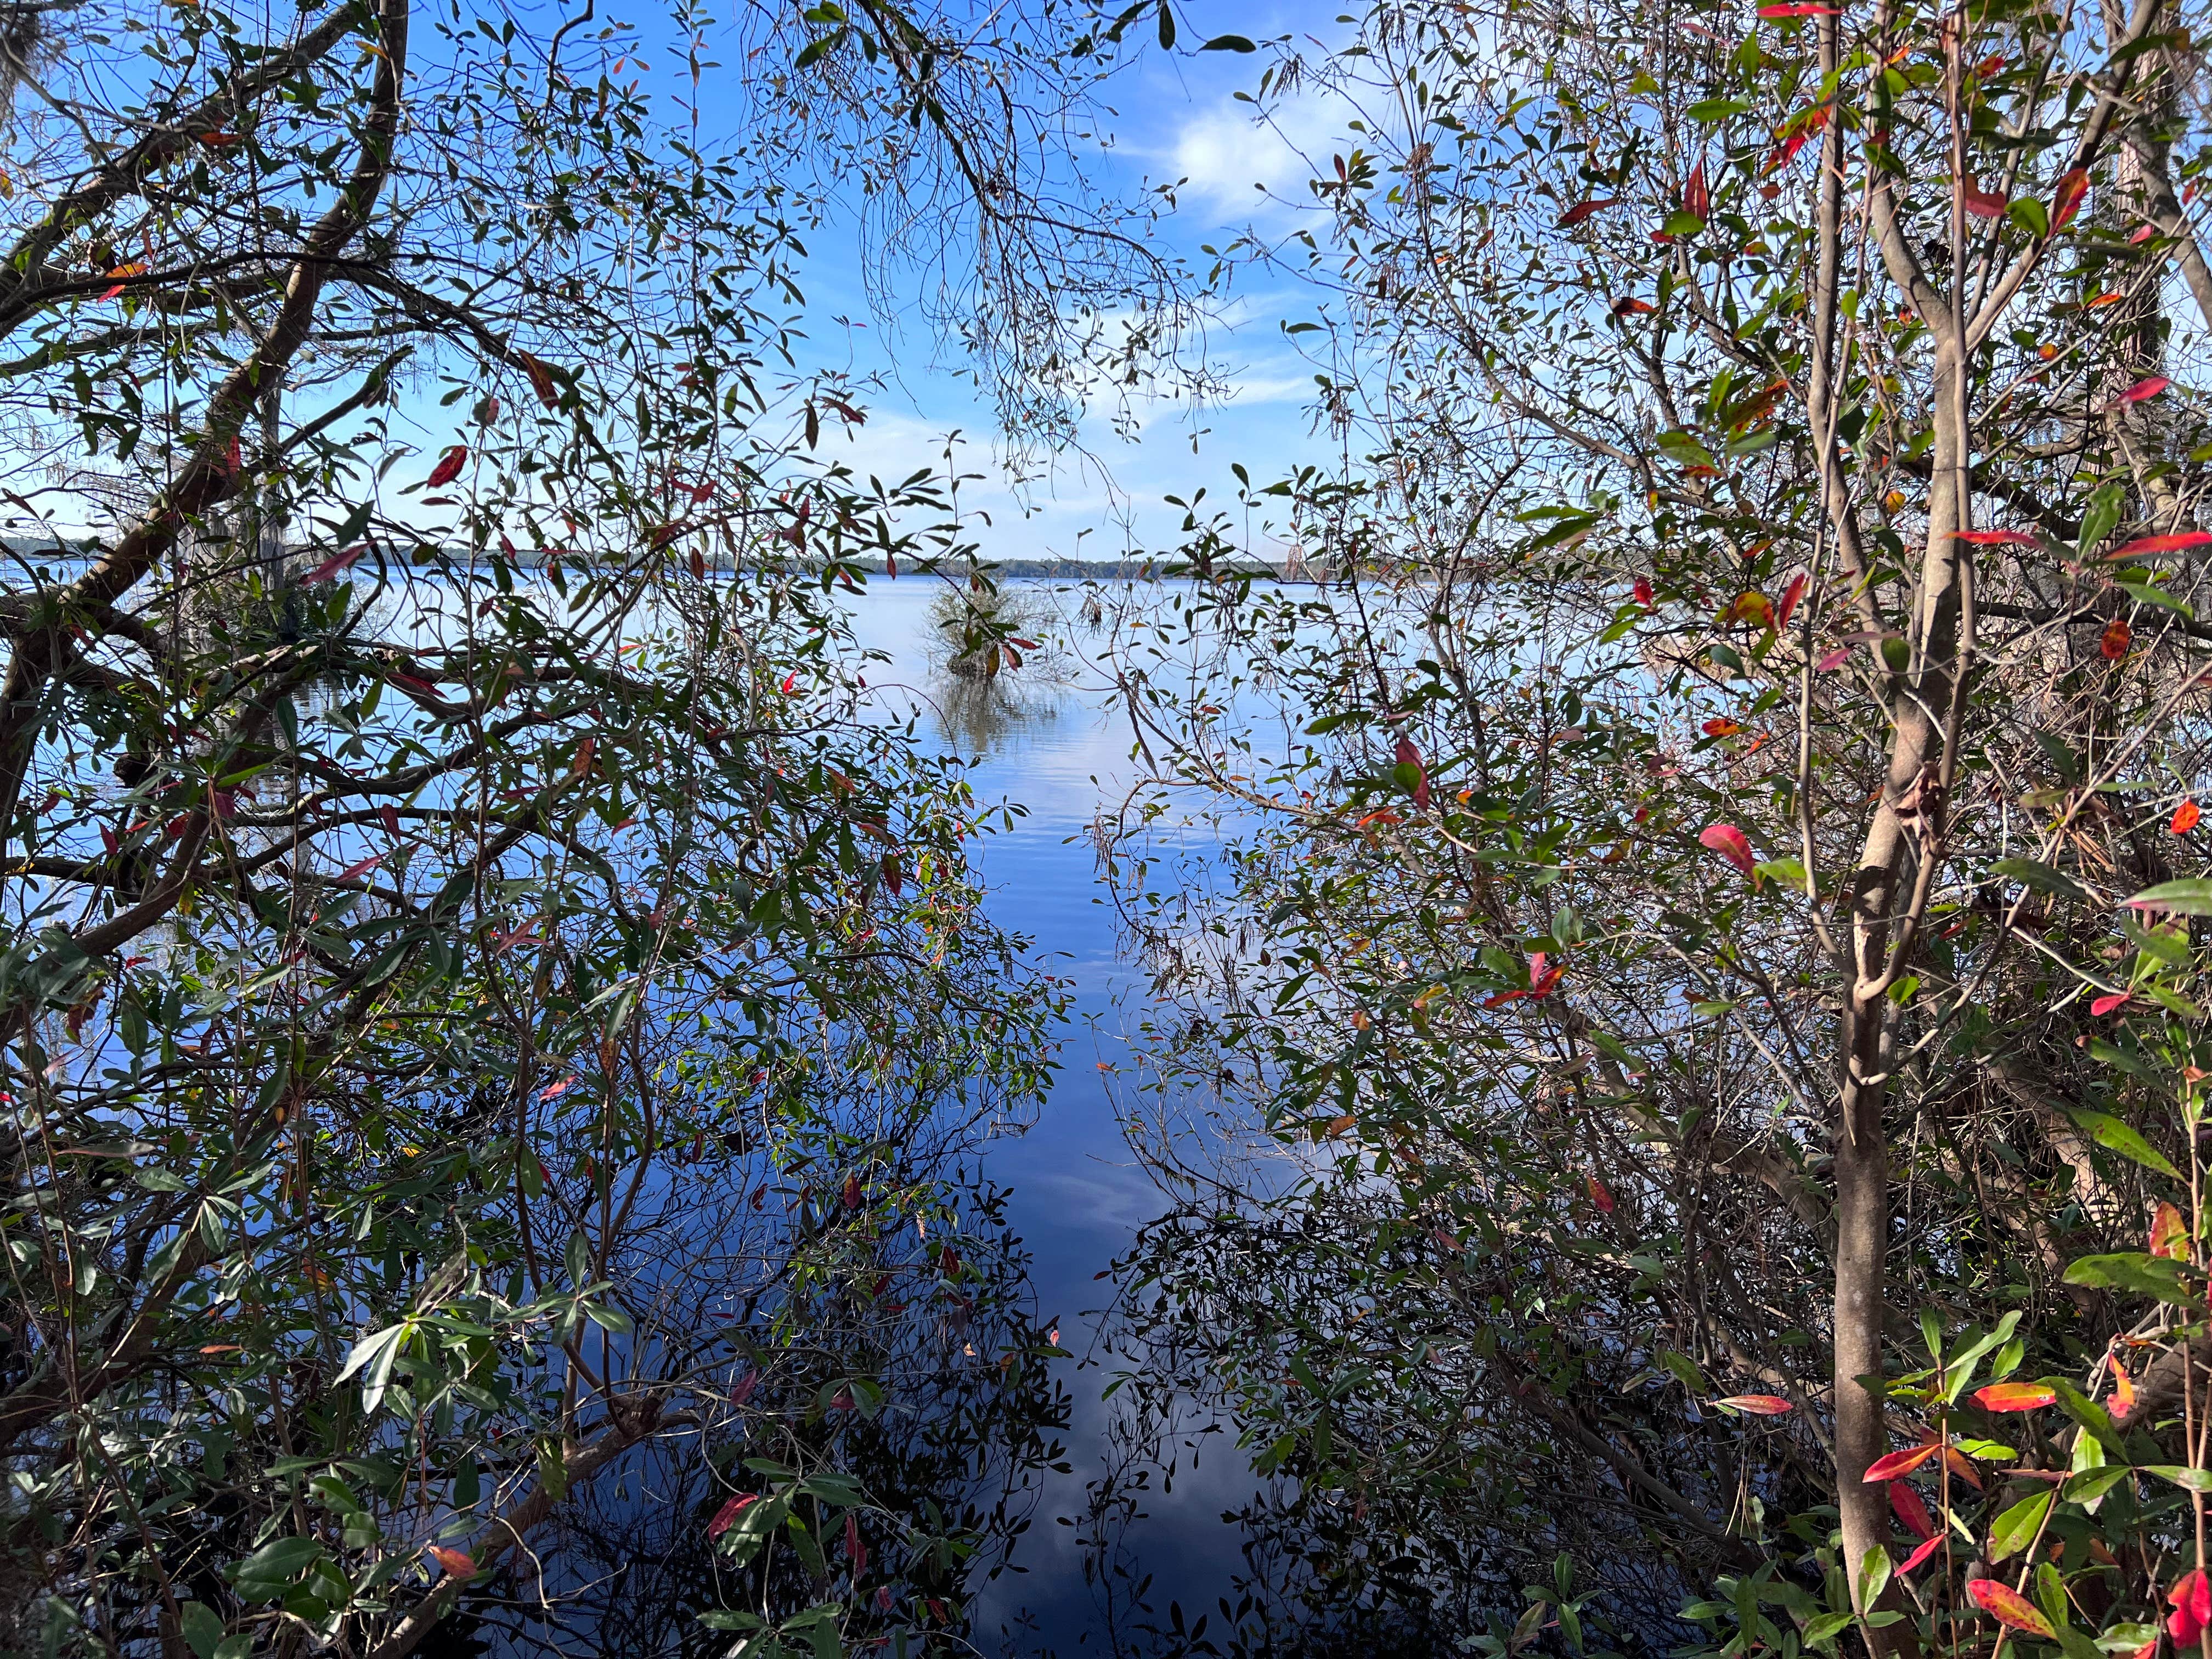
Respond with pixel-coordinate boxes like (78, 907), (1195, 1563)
(844, 578), (1260, 1650)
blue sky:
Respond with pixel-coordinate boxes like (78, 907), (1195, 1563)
(791, 0), (1359, 565)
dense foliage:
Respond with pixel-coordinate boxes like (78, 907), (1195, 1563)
(0, 0), (1181, 1646)
(1101, 0), (2212, 1651)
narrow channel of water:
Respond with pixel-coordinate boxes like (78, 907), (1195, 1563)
(843, 577), (1263, 1650)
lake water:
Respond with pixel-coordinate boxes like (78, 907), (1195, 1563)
(843, 577), (1263, 1651)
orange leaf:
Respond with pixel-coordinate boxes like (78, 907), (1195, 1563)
(518, 351), (560, 409)
(1586, 1175), (1614, 1212)
(425, 1547), (477, 1579)
(2151, 1200), (2190, 1260)
(2052, 168), (2090, 233)
(1702, 718), (1743, 738)
(1723, 591), (1773, 629)
(2173, 800), (2201, 835)
(1611, 296), (1656, 317)
(1861, 1443), (1943, 1481)
(2110, 1353), (2136, 1420)
(1973, 1381), (2056, 1412)
(1954, 528), (2039, 547)
(2101, 617), (2132, 661)
(1713, 1393), (1793, 1415)
(1969, 1579), (2056, 1638)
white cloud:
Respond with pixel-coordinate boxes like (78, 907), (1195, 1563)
(1163, 90), (1352, 220)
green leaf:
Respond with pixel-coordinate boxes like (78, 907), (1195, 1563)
(1804, 1612), (1857, 1649)
(1686, 95), (1752, 121)
(2069, 1109), (2182, 1178)
(1156, 0), (1174, 48)
(1856, 1544), (1892, 1615)
(1989, 1488), (2052, 1561)
(2063, 1466), (2133, 1503)
(231, 1537), (326, 1601)
(1199, 32), (1256, 49)
(2045, 1375), (2133, 1460)
(1992, 856), (2091, 903)
(179, 1603), (225, 1659)
(2062, 1252), (2200, 1307)
(2144, 1465), (2212, 1492)
(2008, 196), (2050, 238)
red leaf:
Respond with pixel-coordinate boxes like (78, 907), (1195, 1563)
(2108, 531), (2212, 560)
(1713, 1393), (1792, 1415)
(299, 544), (365, 584)
(2173, 800), (2201, 835)
(845, 1513), (867, 1577)
(2052, 168), (2090, 232)
(1974, 1381), (2057, 1412)
(336, 853), (385, 883)
(100, 825), (119, 857)
(2102, 617), (2132, 661)
(2153, 1201), (2191, 1259)
(1633, 576), (1655, 607)
(2171, 1572), (2211, 1646)
(1954, 528), (2039, 547)
(1900, 1533), (1946, 1574)
(1586, 1175), (1614, 1212)
(1816, 646), (1852, 672)
(1776, 572), (1809, 630)
(780, 672), (798, 695)
(1889, 1480), (1936, 1540)
(426, 445), (468, 488)
(1861, 1443), (1942, 1481)
(539, 1075), (576, 1102)
(1683, 161), (1709, 222)
(1970, 1579), (2057, 1638)
(843, 1173), (862, 1209)
(2112, 375), (2172, 408)
(1699, 822), (1757, 878)
(1612, 296), (1656, 317)
(2091, 991), (2133, 1017)
(1758, 3), (1837, 14)
(1702, 718), (1743, 738)
(1394, 735), (1431, 810)
(1558, 199), (1617, 228)
(708, 1493), (757, 1539)
(425, 1547), (477, 1579)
